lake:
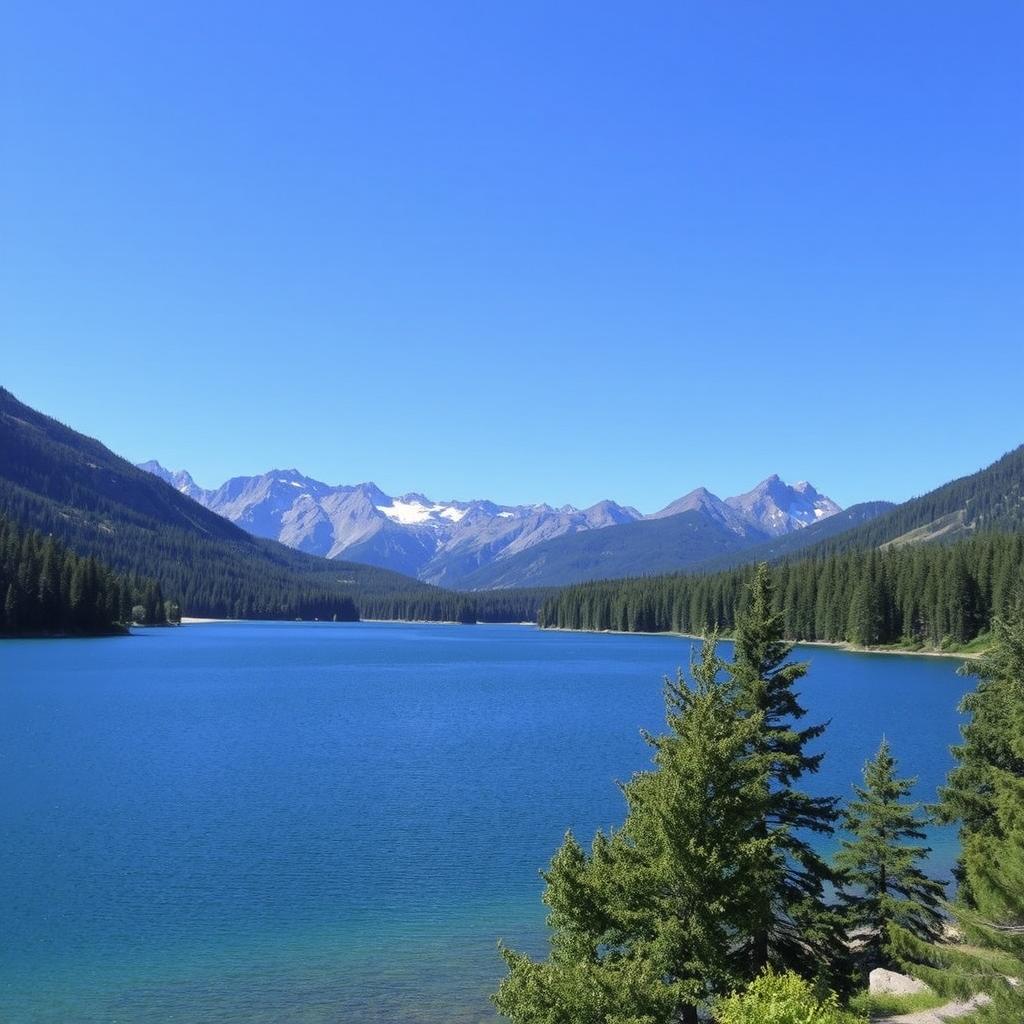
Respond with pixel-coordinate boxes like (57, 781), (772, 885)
(0, 621), (973, 1023)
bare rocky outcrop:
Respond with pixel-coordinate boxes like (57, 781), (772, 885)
(869, 968), (932, 997)
(136, 461), (843, 585)
(868, 968), (992, 1023)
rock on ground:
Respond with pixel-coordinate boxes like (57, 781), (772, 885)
(870, 968), (932, 997)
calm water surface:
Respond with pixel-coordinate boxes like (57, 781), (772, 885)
(0, 621), (973, 1022)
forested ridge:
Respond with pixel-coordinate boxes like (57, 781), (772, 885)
(539, 532), (1024, 648)
(0, 387), (445, 620)
(351, 586), (553, 624)
(497, 570), (1024, 1022)
(1, 517), (174, 635)
(0, 387), (553, 623)
(724, 444), (1024, 569)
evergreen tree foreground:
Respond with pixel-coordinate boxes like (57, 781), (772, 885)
(494, 565), (850, 1023)
(833, 739), (945, 975)
(891, 612), (1024, 1021)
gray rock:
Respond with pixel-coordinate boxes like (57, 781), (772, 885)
(869, 967), (932, 996)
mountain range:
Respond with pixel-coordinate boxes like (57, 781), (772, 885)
(2, 386), (1020, 622)
(137, 461), (844, 588)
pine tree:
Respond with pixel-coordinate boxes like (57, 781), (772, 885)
(834, 738), (945, 973)
(727, 563), (847, 986)
(891, 612), (1024, 1020)
(494, 641), (774, 1024)
(4, 581), (19, 630)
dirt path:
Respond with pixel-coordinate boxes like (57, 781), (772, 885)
(875, 993), (989, 1023)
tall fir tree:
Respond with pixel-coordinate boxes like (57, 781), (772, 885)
(494, 642), (774, 1024)
(891, 612), (1024, 1020)
(727, 563), (847, 986)
(833, 738), (945, 973)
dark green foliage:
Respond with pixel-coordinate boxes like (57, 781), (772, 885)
(495, 581), (850, 1022)
(811, 444), (1024, 553)
(707, 444), (1024, 578)
(694, 502), (897, 574)
(494, 644), (775, 1023)
(728, 566), (848, 987)
(891, 612), (1024, 1020)
(538, 532), (1024, 648)
(472, 588), (557, 623)
(834, 739), (945, 974)
(696, 440), (1024, 577)
(538, 444), (1024, 639)
(936, 610), (1024, 839)
(0, 387), (544, 624)
(0, 387), (422, 619)
(0, 516), (173, 635)
(359, 587), (554, 625)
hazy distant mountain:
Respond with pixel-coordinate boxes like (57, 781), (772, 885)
(137, 462), (847, 588)
(647, 486), (757, 535)
(137, 462), (648, 583)
(457, 510), (766, 590)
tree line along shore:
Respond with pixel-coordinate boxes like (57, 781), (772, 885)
(496, 566), (1024, 1023)
(538, 532), (1023, 654)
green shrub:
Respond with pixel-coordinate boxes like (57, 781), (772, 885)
(716, 970), (866, 1024)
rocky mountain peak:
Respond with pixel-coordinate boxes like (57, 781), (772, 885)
(135, 461), (841, 584)
(726, 475), (841, 537)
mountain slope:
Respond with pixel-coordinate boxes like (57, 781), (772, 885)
(770, 445), (1024, 560)
(0, 388), (442, 619)
(536, 444), (1024, 645)
(456, 510), (769, 589)
(448, 477), (861, 589)
(683, 447), (1023, 576)
(138, 460), (845, 588)
(646, 486), (753, 533)
(138, 460), (646, 583)
(689, 501), (897, 573)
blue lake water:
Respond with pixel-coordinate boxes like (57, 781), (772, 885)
(0, 621), (973, 1023)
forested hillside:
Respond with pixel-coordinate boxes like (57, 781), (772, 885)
(359, 586), (554, 624)
(0, 388), (446, 620)
(538, 445), (1024, 648)
(540, 532), (1024, 648)
(690, 501), (895, 572)
(781, 445), (1024, 557)
(685, 446), (1023, 577)
(0, 388), (553, 624)
(1, 517), (173, 636)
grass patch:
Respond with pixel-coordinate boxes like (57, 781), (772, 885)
(849, 989), (947, 1017)
(954, 631), (993, 655)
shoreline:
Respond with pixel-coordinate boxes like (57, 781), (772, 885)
(792, 638), (980, 660)
(540, 626), (980, 660)
(175, 618), (982, 659)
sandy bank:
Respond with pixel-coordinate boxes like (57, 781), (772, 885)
(542, 627), (980, 660)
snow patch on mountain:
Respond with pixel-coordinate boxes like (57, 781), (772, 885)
(725, 475), (841, 537)
(136, 461), (841, 586)
(376, 498), (468, 526)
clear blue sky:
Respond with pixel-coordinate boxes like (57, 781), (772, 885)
(3, 2), (1022, 512)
